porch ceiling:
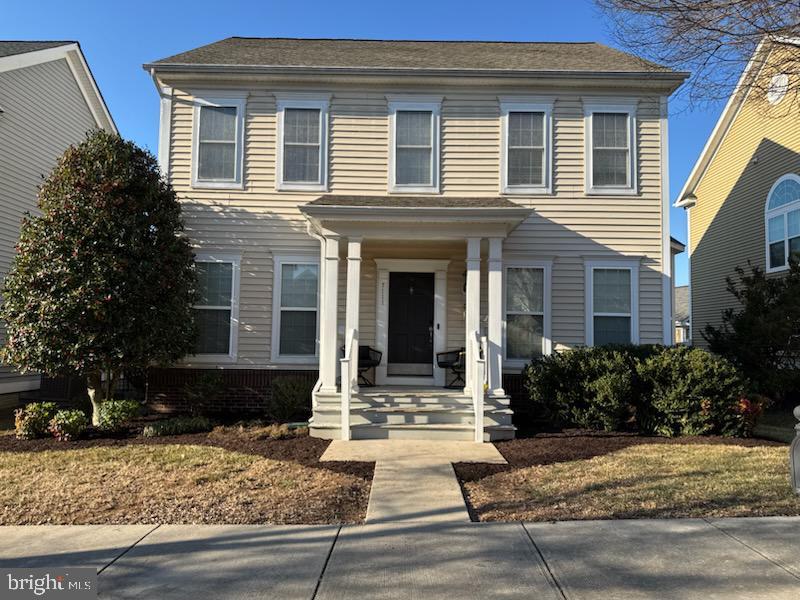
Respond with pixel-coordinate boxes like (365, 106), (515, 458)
(301, 195), (532, 239)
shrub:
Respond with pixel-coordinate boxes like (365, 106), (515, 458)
(49, 409), (89, 441)
(98, 398), (141, 433)
(14, 402), (57, 439)
(264, 376), (313, 423)
(183, 371), (224, 416)
(142, 415), (214, 438)
(525, 346), (657, 431)
(636, 346), (749, 437)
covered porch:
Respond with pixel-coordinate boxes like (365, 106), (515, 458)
(300, 196), (531, 442)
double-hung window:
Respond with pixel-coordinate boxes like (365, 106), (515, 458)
(276, 95), (330, 191)
(586, 260), (639, 346)
(193, 253), (240, 361)
(500, 99), (553, 194)
(765, 174), (800, 272)
(504, 263), (551, 363)
(192, 93), (246, 188)
(585, 101), (637, 195)
(272, 256), (319, 361)
(388, 98), (441, 193)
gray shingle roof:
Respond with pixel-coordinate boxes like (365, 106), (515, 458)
(307, 195), (523, 208)
(0, 41), (73, 59)
(149, 37), (674, 74)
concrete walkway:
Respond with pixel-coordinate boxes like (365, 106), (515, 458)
(321, 440), (506, 523)
(1, 518), (799, 599)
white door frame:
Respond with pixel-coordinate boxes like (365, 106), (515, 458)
(374, 259), (449, 387)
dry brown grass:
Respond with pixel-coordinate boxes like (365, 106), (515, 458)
(0, 441), (370, 525)
(462, 442), (800, 521)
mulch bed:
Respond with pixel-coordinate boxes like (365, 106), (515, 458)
(455, 430), (785, 482)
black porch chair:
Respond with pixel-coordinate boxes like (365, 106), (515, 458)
(437, 348), (466, 389)
(340, 345), (383, 387)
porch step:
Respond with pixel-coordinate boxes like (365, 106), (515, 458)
(310, 421), (516, 441)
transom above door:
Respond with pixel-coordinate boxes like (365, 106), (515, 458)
(374, 259), (449, 387)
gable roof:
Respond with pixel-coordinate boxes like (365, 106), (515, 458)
(673, 286), (689, 322)
(0, 40), (116, 133)
(147, 36), (683, 78)
(676, 38), (800, 208)
(0, 41), (73, 58)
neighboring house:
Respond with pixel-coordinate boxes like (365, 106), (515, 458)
(673, 285), (690, 344)
(145, 37), (686, 441)
(0, 41), (116, 404)
(677, 39), (800, 347)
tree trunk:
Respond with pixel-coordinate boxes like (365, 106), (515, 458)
(86, 372), (104, 426)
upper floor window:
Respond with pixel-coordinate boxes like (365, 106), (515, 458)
(276, 95), (330, 191)
(192, 93), (246, 189)
(765, 174), (800, 272)
(585, 260), (639, 346)
(500, 99), (553, 194)
(584, 101), (638, 195)
(193, 253), (240, 361)
(388, 97), (441, 193)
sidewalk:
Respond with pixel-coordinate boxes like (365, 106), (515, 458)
(1, 517), (798, 599)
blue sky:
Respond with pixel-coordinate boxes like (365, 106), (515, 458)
(3, 0), (730, 286)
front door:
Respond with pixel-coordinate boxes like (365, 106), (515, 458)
(387, 272), (435, 377)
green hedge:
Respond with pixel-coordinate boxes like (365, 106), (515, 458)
(142, 415), (214, 438)
(523, 345), (760, 437)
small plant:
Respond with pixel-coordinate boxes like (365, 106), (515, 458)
(142, 415), (214, 438)
(14, 402), (57, 439)
(49, 409), (89, 441)
(183, 371), (224, 416)
(98, 398), (141, 433)
(266, 376), (313, 423)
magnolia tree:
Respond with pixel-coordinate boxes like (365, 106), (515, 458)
(1, 131), (197, 424)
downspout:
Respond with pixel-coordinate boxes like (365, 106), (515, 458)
(149, 69), (172, 177)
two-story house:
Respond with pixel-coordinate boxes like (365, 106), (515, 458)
(676, 39), (800, 347)
(0, 41), (115, 407)
(145, 37), (686, 441)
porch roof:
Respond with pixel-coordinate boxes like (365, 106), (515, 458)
(301, 195), (532, 239)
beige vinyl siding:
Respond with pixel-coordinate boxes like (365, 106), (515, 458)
(689, 81), (800, 347)
(0, 58), (99, 386)
(167, 84), (665, 367)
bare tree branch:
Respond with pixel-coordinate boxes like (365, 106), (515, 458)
(596, 0), (800, 111)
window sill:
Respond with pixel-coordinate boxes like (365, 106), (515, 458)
(276, 182), (328, 192)
(191, 180), (244, 191)
(272, 355), (319, 365)
(185, 353), (237, 364)
(389, 185), (440, 194)
(502, 186), (552, 196)
(766, 264), (789, 274)
(585, 186), (639, 196)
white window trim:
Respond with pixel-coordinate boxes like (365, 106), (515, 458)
(585, 259), (640, 346)
(275, 94), (330, 192)
(503, 260), (553, 368)
(584, 100), (638, 196)
(499, 98), (554, 195)
(387, 97), (442, 193)
(271, 254), (321, 364)
(764, 173), (800, 274)
(191, 252), (241, 363)
(191, 92), (247, 190)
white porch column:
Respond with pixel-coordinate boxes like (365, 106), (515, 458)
(319, 236), (340, 393)
(345, 238), (362, 390)
(487, 237), (505, 396)
(464, 237), (482, 391)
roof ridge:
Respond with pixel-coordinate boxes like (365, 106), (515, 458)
(227, 36), (600, 45)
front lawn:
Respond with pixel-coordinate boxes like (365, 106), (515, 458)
(0, 428), (372, 525)
(455, 433), (800, 521)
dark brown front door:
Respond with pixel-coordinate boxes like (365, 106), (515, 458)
(387, 272), (434, 376)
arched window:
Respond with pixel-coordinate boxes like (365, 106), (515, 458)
(766, 174), (800, 272)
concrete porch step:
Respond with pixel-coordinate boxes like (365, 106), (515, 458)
(311, 422), (516, 441)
